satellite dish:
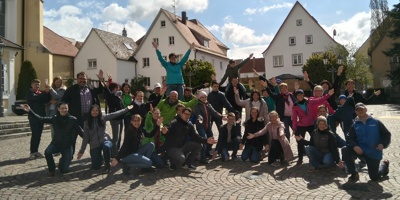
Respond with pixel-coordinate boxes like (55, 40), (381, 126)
(333, 29), (337, 36)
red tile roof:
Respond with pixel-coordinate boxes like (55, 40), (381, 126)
(43, 26), (78, 57)
(238, 57), (265, 73)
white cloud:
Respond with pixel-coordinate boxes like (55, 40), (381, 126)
(44, 6), (93, 41)
(205, 25), (220, 32)
(321, 11), (370, 47)
(178, 0), (208, 13)
(244, 2), (293, 15)
(221, 22), (274, 45)
(223, 15), (232, 22)
(100, 21), (147, 41)
(77, 0), (96, 8)
(102, 3), (130, 22)
(227, 44), (267, 59)
(336, 10), (343, 15)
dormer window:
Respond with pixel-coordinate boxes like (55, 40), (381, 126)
(204, 40), (209, 48)
(296, 19), (302, 26)
(161, 20), (166, 27)
(123, 42), (133, 50)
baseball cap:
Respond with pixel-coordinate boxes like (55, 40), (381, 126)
(355, 102), (366, 110)
(153, 83), (161, 89)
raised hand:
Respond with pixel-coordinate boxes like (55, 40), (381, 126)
(303, 71), (309, 82)
(233, 87), (239, 95)
(161, 127), (168, 134)
(127, 105), (134, 110)
(152, 41), (158, 49)
(96, 69), (104, 80)
(190, 42), (195, 50)
(207, 137), (217, 144)
(107, 71), (112, 80)
(204, 83), (210, 87)
(328, 88), (334, 96)
(156, 117), (164, 126)
(294, 81), (299, 91)
(337, 66), (344, 75)
(160, 86), (167, 96)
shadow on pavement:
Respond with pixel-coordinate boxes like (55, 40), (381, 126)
(338, 180), (393, 199)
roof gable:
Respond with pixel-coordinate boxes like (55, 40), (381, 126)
(43, 26), (78, 57)
(134, 8), (228, 59)
(93, 28), (138, 61)
(0, 36), (24, 50)
(262, 1), (339, 55)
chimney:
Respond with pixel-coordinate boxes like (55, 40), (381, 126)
(182, 11), (187, 25)
(122, 27), (127, 37)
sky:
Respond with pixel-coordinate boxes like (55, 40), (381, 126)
(43, 0), (400, 59)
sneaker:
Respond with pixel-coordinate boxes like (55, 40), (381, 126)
(29, 153), (36, 159)
(383, 160), (389, 176)
(271, 161), (281, 167)
(183, 164), (197, 170)
(35, 152), (44, 158)
(307, 167), (318, 172)
(348, 173), (360, 182)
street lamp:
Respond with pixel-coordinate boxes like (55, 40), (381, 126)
(323, 53), (342, 83)
(0, 40), (5, 117)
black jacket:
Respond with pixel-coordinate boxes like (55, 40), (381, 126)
(116, 125), (158, 161)
(267, 87), (296, 118)
(129, 101), (151, 128)
(242, 119), (267, 151)
(344, 90), (377, 105)
(30, 110), (83, 149)
(207, 90), (236, 114)
(104, 87), (124, 120)
(216, 123), (241, 152)
(62, 83), (103, 119)
(26, 89), (51, 117)
(159, 117), (207, 153)
(300, 128), (340, 164)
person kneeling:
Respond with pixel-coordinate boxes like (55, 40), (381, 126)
(296, 116), (343, 172)
(213, 112), (241, 161)
(21, 103), (83, 176)
(111, 114), (161, 175)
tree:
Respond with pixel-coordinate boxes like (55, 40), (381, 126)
(383, 2), (400, 87)
(130, 75), (146, 95)
(370, 0), (389, 31)
(16, 60), (37, 100)
(182, 59), (216, 87)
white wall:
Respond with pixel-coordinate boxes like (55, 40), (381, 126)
(116, 60), (137, 84)
(263, 4), (337, 78)
(5, 0), (18, 42)
(74, 31), (117, 81)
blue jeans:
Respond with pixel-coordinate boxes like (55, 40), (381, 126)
(241, 145), (261, 163)
(29, 116), (44, 154)
(110, 119), (123, 155)
(166, 84), (184, 100)
(305, 145), (334, 169)
(45, 144), (72, 173)
(280, 116), (292, 143)
(90, 140), (112, 169)
(221, 139), (239, 160)
(197, 126), (214, 160)
(342, 146), (387, 181)
(150, 152), (166, 168)
(121, 143), (154, 168)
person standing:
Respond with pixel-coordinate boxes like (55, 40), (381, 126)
(47, 76), (67, 141)
(26, 79), (51, 159)
(152, 41), (195, 100)
(342, 103), (391, 182)
(61, 70), (105, 154)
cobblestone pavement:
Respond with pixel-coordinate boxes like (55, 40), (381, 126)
(0, 104), (400, 199)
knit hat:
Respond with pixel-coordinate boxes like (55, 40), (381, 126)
(198, 91), (207, 98)
(294, 89), (304, 97)
(316, 116), (327, 125)
(338, 95), (346, 101)
(276, 78), (282, 84)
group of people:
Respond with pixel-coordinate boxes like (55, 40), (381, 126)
(22, 43), (391, 183)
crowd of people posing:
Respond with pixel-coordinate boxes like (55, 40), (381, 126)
(22, 46), (391, 183)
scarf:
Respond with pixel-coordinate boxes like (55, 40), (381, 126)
(281, 92), (290, 105)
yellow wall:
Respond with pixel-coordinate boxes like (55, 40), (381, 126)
(53, 55), (74, 79)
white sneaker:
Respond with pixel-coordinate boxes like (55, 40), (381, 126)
(29, 153), (36, 159)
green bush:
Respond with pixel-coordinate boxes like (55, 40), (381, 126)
(16, 60), (37, 100)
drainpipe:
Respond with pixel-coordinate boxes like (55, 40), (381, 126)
(21, 0), (25, 63)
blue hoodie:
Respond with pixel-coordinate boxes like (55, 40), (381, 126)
(156, 49), (191, 85)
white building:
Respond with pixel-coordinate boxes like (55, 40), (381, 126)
(74, 28), (138, 84)
(133, 9), (229, 86)
(262, 1), (341, 78)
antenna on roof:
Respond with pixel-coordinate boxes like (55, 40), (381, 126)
(103, 22), (112, 31)
(172, 0), (177, 23)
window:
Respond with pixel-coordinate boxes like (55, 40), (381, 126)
(169, 36), (175, 45)
(289, 37), (296, 46)
(143, 77), (150, 86)
(161, 20), (166, 27)
(88, 59), (97, 69)
(296, 19), (302, 26)
(204, 40), (209, 48)
(153, 38), (159, 45)
(220, 62), (223, 70)
(124, 79), (129, 83)
(273, 56), (283, 67)
(305, 35), (313, 44)
(292, 54), (303, 66)
(143, 58), (150, 67)
(123, 42), (133, 50)
(0, 0), (5, 36)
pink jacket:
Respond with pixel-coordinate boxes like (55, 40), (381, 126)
(292, 94), (332, 131)
(309, 94), (335, 121)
